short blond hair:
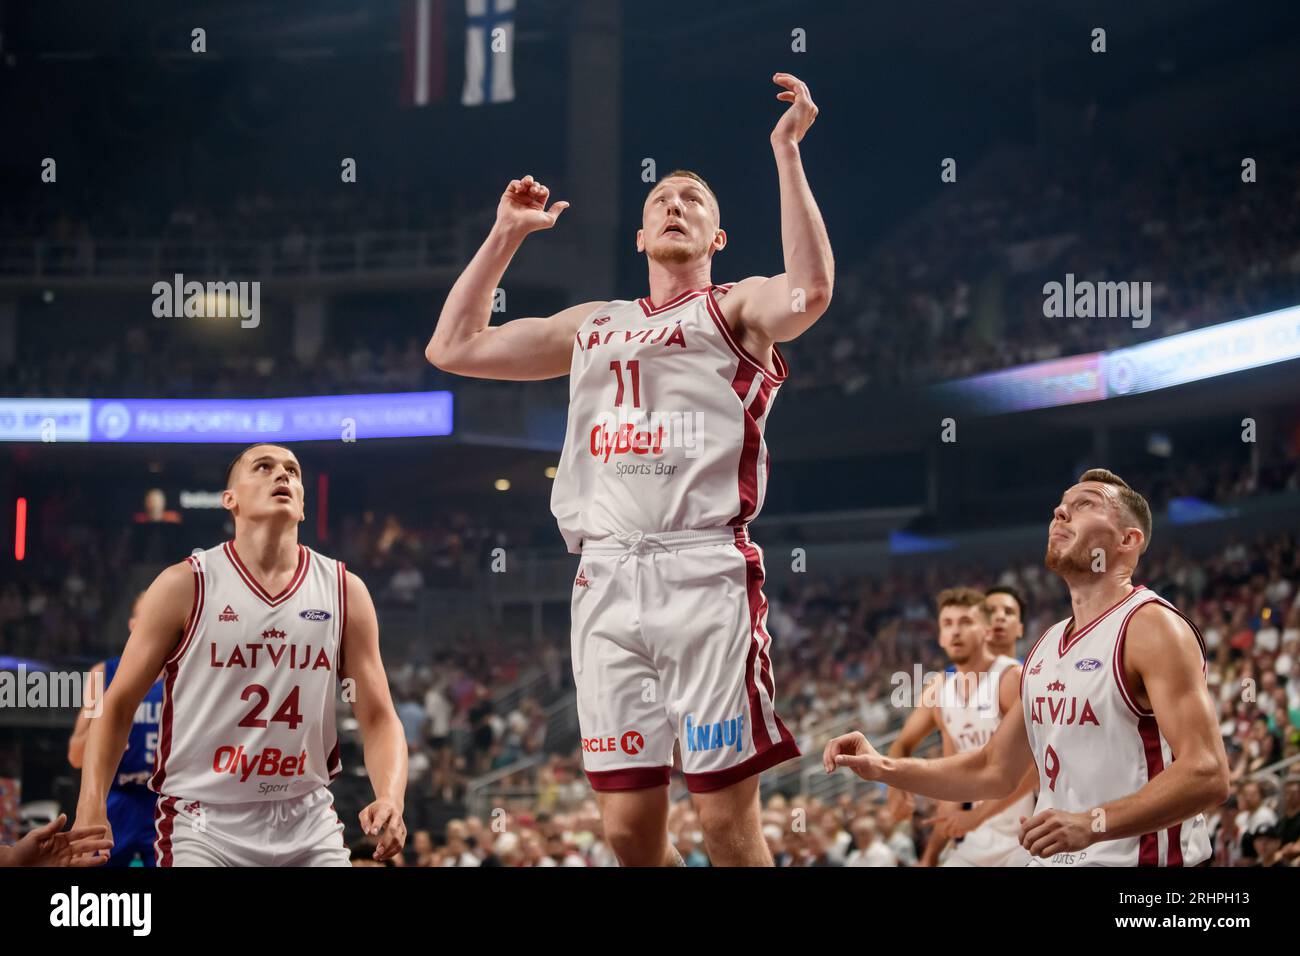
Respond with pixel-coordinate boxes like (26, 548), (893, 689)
(1078, 468), (1152, 553)
(936, 587), (988, 622)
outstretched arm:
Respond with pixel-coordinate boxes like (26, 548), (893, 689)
(727, 74), (833, 345)
(1020, 603), (1230, 858)
(341, 571), (409, 862)
(426, 175), (602, 380)
(825, 698), (1035, 803)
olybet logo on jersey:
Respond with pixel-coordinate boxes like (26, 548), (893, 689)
(588, 408), (705, 465)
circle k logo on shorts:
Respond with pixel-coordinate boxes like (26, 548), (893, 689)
(620, 730), (645, 755)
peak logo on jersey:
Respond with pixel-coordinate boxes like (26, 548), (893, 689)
(1030, 695), (1100, 727)
(1029, 660), (1043, 675)
(212, 744), (308, 781)
(683, 712), (746, 753)
(574, 569), (591, 589)
(589, 422), (667, 461)
(218, 605), (239, 622)
(299, 609), (331, 622)
(576, 322), (687, 352)
(261, 627), (286, 640)
(593, 316), (611, 325)
(620, 730), (645, 755)
(1075, 658), (1103, 671)
(209, 641), (332, 670)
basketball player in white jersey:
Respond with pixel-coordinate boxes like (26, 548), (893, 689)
(73, 444), (409, 866)
(825, 470), (1230, 866)
(885, 588), (1035, 866)
(426, 74), (832, 865)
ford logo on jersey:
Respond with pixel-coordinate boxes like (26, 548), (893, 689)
(299, 609), (331, 622)
(1075, 658), (1103, 671)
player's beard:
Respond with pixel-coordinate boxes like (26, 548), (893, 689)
(1044, 531), (1104, 576)
(647, 232), (710, 265)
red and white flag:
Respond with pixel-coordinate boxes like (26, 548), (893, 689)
(401, 0), (445, 107)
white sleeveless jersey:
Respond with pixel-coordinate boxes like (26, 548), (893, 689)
(938, 655), (1020, 753)
(150, 541), (344, 804)
(1021, 586), (1211, 866)
(550, 284), (788, 554)
(938, 655), (1035, 839)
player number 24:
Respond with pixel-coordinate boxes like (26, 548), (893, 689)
(238, 684), (304, 730)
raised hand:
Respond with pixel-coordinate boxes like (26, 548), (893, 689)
(770, 73), (819, 147)
(496, 174), (570, 238)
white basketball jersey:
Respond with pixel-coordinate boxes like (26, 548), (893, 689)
(550, 284), (787, 554)
(1021, 586), (1211, 866)
(150, 541), (344, 804)
(938, 655), (1035, 840)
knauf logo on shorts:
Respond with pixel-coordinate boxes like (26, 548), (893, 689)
(683, 712), (745, 753)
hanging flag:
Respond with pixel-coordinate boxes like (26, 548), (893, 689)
(401, 0), (445, 107)
(463, 0), (516, 106)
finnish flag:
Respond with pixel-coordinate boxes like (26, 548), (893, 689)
(462, 0), (516, 106)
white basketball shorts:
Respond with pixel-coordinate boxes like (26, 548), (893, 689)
(571, 526), (800, 794)
(153, 786), (349, 867)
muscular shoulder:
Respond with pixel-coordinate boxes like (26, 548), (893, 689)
(139, 560), (202, 631)
(1124, 601), (1204, 673)
(552, 299), (610, 332)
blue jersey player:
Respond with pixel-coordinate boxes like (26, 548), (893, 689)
(69, 594), (164, 867)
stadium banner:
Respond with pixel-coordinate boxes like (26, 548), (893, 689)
(0, 393), (452, 443)
(1102, 303), (1300, 397)
(930, 351), (1105, 415)
(0, 399), (93, 442)
(933, 302), (1300, 414)
(87, 392), (453, 443)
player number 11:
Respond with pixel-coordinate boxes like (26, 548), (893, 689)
(609, 360), (641, 408)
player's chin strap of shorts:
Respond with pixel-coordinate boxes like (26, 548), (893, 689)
(612, 530), (673, 564)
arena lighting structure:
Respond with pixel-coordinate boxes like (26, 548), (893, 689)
(931, 302), (1300, 416)
(0, 391), (453, 443)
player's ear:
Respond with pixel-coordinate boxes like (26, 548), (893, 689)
(712, 228), (727, 252)
(221, 489), (237, 513)
(635, 227), (644, 252)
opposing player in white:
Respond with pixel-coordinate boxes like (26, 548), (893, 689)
(426, 74), (834, 865)
(74, 444), (408, 866)
(825, 470), (1230, 866)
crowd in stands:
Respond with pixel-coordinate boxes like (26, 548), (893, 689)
(787, 135), (1300, 393)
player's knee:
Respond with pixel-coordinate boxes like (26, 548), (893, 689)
(604, 822), (664, 867)
(697, 807), (750, 847)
